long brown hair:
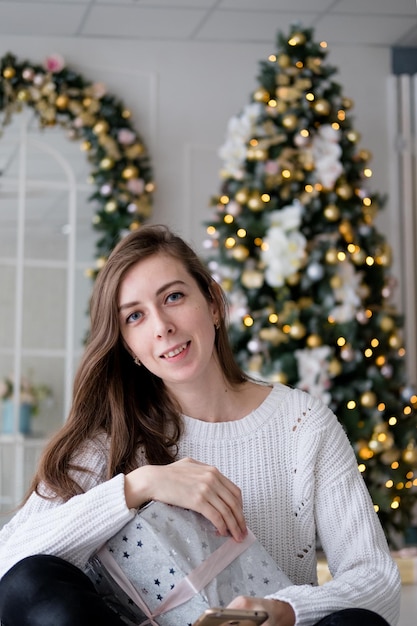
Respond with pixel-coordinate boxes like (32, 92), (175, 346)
(29, 225), (247, 501)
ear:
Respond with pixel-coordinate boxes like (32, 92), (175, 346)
(208, 280), (224, 323)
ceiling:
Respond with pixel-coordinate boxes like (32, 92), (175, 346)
(0, 0), (417, 48)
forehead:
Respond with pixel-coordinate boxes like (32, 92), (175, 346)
(118, 253), (193, 299)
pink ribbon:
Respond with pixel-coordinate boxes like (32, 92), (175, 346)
(97, 529), (256, 626)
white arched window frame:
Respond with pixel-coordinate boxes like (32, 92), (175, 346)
(0, 109), (91, 510)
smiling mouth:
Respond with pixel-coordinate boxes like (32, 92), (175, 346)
(161, 341), (190, 359)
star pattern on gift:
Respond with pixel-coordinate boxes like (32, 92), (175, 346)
(96, 502), (292, 625)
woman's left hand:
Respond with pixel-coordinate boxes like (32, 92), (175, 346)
(227, 596), (295, 626)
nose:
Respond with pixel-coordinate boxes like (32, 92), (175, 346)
(153, 310), (175, 338)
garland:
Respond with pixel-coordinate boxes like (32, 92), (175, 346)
(0, 52), (154, 278)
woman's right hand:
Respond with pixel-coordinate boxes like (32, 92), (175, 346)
(124, 458), (247, 542)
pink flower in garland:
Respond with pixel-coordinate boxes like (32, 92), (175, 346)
(127, 178), (145, 194)
(43, 53), (65, 73)
(118, 128), (136, 145)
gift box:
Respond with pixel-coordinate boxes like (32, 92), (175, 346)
(88, 501), (292, 626)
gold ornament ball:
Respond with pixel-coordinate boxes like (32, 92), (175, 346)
(313, 99), (331, 116)
(358, 149), (372, 162)
(2, 66), (16, 79)
(80, 140), (92, 152)
(248, 192), (264, 211)
(330, 275), (343, 290)
(351, 248), (366, 265)
(125, 144), (145, 159)
(259, 327), (284, 346)
(403, 442), (417, 467)
(248, 355), (263, 374)
(360, 390), (377, 408)
(105, 200), (118, 213)
(93, 120), (110, 135)
(221, 278), (234, 292)
(369, 437), (385, 454)
(241, 269), (264, 289)
(253, 87), (270, 103)
(328, 358), (342, 376)
(388, 333), (402, 349)
(289, 321), (307, 339)
(232, 245), (250, 262)
(380, 315), (395, 332)
(342, 97), (354, 110)
(281, 114), (298, 130)
(286, 272), (301, 286)
(325, 248), (339, 264)
(277, 54), (291, 68)
(324, 204), (340, 221)
(270, 372), (288, 384)
(16, 89), (30, 102)
(100, 157), (114, 170)
(336, 183), (353, 200)
(122, 165), (139, 180)
(346, 130), (361, 143)
(56, 94), (70, 109)
(235, 188), (249, 205)
(306, 334), (322, 348)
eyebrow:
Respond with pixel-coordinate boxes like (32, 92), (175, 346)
(118, 280), (187, 312)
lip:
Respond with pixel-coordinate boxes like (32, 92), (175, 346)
(160, 341), (190, 359)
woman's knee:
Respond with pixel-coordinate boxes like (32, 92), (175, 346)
(0, 554), (98, 626)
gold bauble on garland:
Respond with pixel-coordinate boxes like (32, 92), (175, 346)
(312, 99), (331, 116)
(0, 51), (154, 279)
(324, 204), (340, 221)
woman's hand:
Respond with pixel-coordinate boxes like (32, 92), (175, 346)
(124, 457), (247, 542)
(227, 596), (295, 626)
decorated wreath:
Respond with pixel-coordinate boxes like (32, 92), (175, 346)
(0, 52), (154, 278)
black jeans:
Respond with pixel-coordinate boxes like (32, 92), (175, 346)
(0, 555), (391, 626)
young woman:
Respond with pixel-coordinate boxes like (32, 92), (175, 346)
(0, 225), (400, 626)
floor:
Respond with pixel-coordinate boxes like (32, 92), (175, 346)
(399, 585), (417, 625)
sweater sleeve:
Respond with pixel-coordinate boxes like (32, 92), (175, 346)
(0, 435), (135, 579)
(265, 394), (401, 626)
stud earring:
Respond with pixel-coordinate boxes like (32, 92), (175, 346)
(134, 356), (142, 366)
(214, 319), (220, 330)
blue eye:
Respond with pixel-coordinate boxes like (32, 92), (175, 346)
(166, 291), (183, 303)
(126, 311), (142, 324)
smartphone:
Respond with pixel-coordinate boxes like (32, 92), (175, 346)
(192, 608), (268, 626)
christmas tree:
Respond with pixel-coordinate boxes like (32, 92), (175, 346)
(204, 24), (417, 546)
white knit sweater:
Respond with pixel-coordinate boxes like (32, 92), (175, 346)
(0, 384), (400, 625)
